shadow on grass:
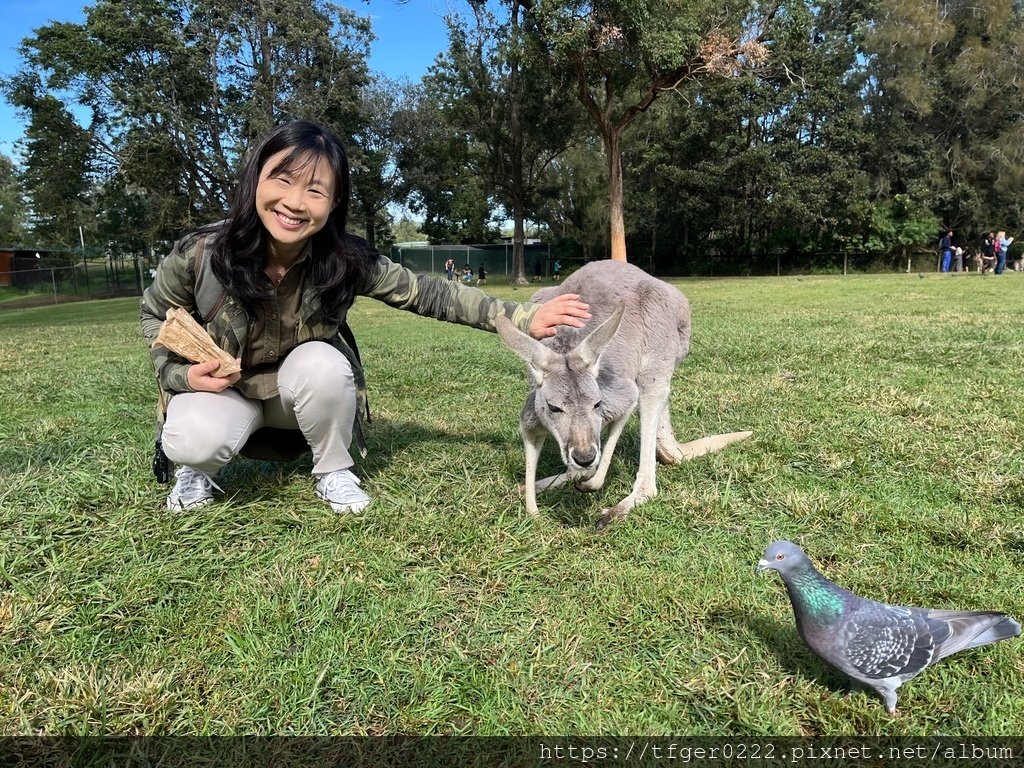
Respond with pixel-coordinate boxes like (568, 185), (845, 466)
(543, 489), (607, 530)
(203, 417), (512, 505)
(1006, 538), (1024, 555)
(362, 416), (510, 466)
(531, 428), (648, 531)
(0, 440), (86, 475)
(719, 608), (852, 698)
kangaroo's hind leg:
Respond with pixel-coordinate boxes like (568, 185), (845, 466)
(656, 407), (686, 464)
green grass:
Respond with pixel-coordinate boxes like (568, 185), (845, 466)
(0, 272), (1022, 736)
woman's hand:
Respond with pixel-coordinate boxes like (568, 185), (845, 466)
(528, 293), (591, 339)
(187, 358), (242, 392)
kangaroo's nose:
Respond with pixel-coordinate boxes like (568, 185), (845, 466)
(570, 446), (597, 468)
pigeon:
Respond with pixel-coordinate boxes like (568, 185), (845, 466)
(757, 540), (1020, 713)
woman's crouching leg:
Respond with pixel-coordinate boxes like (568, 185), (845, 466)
(276, 341), (357, 475)
(277, 342), (367, 513)
(163, 389), (263, 475)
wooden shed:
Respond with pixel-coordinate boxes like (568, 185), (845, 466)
(0, 248), (56, 287)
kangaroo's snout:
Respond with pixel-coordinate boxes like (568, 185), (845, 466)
(569, 445), (598, 468)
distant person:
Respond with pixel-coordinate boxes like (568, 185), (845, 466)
(982, 232), (995, 272)
(533, 259), (543, 282)
(140, 120), (590, 514)
(461, 265), (473, 283)
(995, 231), (1014, 275)
(939, 230), (952, 273)
(476, 265), (487, 286)
(444, 257), (455, 281)
(552, 259), (562, 281)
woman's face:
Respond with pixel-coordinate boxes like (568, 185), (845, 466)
(255, 148), (337, 259)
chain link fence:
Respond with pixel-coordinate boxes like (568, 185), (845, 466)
(0, 254), (155, 310)
(3, 242), (958, 313)
(2, 244), (564, 310)
(389, 242), (556, 278)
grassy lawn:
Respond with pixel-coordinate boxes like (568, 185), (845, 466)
(0, 272), (1022, 736)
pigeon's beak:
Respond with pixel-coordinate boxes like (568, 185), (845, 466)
(755, 559), (772, 574)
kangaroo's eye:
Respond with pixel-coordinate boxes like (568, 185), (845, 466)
(548, 404), (563, 414)
(594, 401), (602, 410)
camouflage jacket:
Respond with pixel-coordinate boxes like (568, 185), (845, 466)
(140, 228), (540, 458)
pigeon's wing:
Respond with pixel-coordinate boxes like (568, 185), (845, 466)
(839, 601), (946, 680)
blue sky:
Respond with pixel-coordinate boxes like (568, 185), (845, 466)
(0, 0), (454, 157)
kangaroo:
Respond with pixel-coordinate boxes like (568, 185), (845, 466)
(496, 260), (751, 529)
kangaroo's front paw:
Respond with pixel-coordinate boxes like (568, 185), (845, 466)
(536, 473), (570, 492)
(574, 477), (604, 493)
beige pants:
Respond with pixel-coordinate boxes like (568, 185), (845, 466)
(162, 341), (356, 475)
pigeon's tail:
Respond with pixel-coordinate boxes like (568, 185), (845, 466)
(929, 610), (1021, 661)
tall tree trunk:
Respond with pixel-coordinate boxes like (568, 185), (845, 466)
(367, 222), (376, 250)
(513, 206), (526, 282)
(509, 3), (529, 284)
(604, 129), (627, 262)
(363, 203), (377, 249)
(650, 195), (657, 274)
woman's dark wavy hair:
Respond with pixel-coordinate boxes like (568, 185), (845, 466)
(205, 120), (375, 323)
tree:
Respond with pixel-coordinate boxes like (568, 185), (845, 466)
(392, 216), (425, 243)
(861, 0), (1024, 239)
(515, 0), (772, 261)
(432, 3), (581, 281)
(0, 154), (30, 247)
(3, 0), (372, 245)
(604, 0), (873, 272)
(349, 77), (411, 249)
(534, 140), (609, 260)
(4, 86), (93, 248)
(395, 80), (500, 243)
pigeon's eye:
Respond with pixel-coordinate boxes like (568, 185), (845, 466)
(775, 553), (785, 561)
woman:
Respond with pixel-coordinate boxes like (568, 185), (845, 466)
(141, 120), (589, 512)
(995, 230), (1014, 275)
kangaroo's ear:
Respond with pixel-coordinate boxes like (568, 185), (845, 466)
(496, 315), (558, 384)
(575, 302), (625, 373)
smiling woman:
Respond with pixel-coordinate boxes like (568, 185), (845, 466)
(256, 149), (338, 273)
(139, 119), (591, 517)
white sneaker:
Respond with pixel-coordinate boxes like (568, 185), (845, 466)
(167, 466), (221, 509)
(315, 469), (371, 513)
